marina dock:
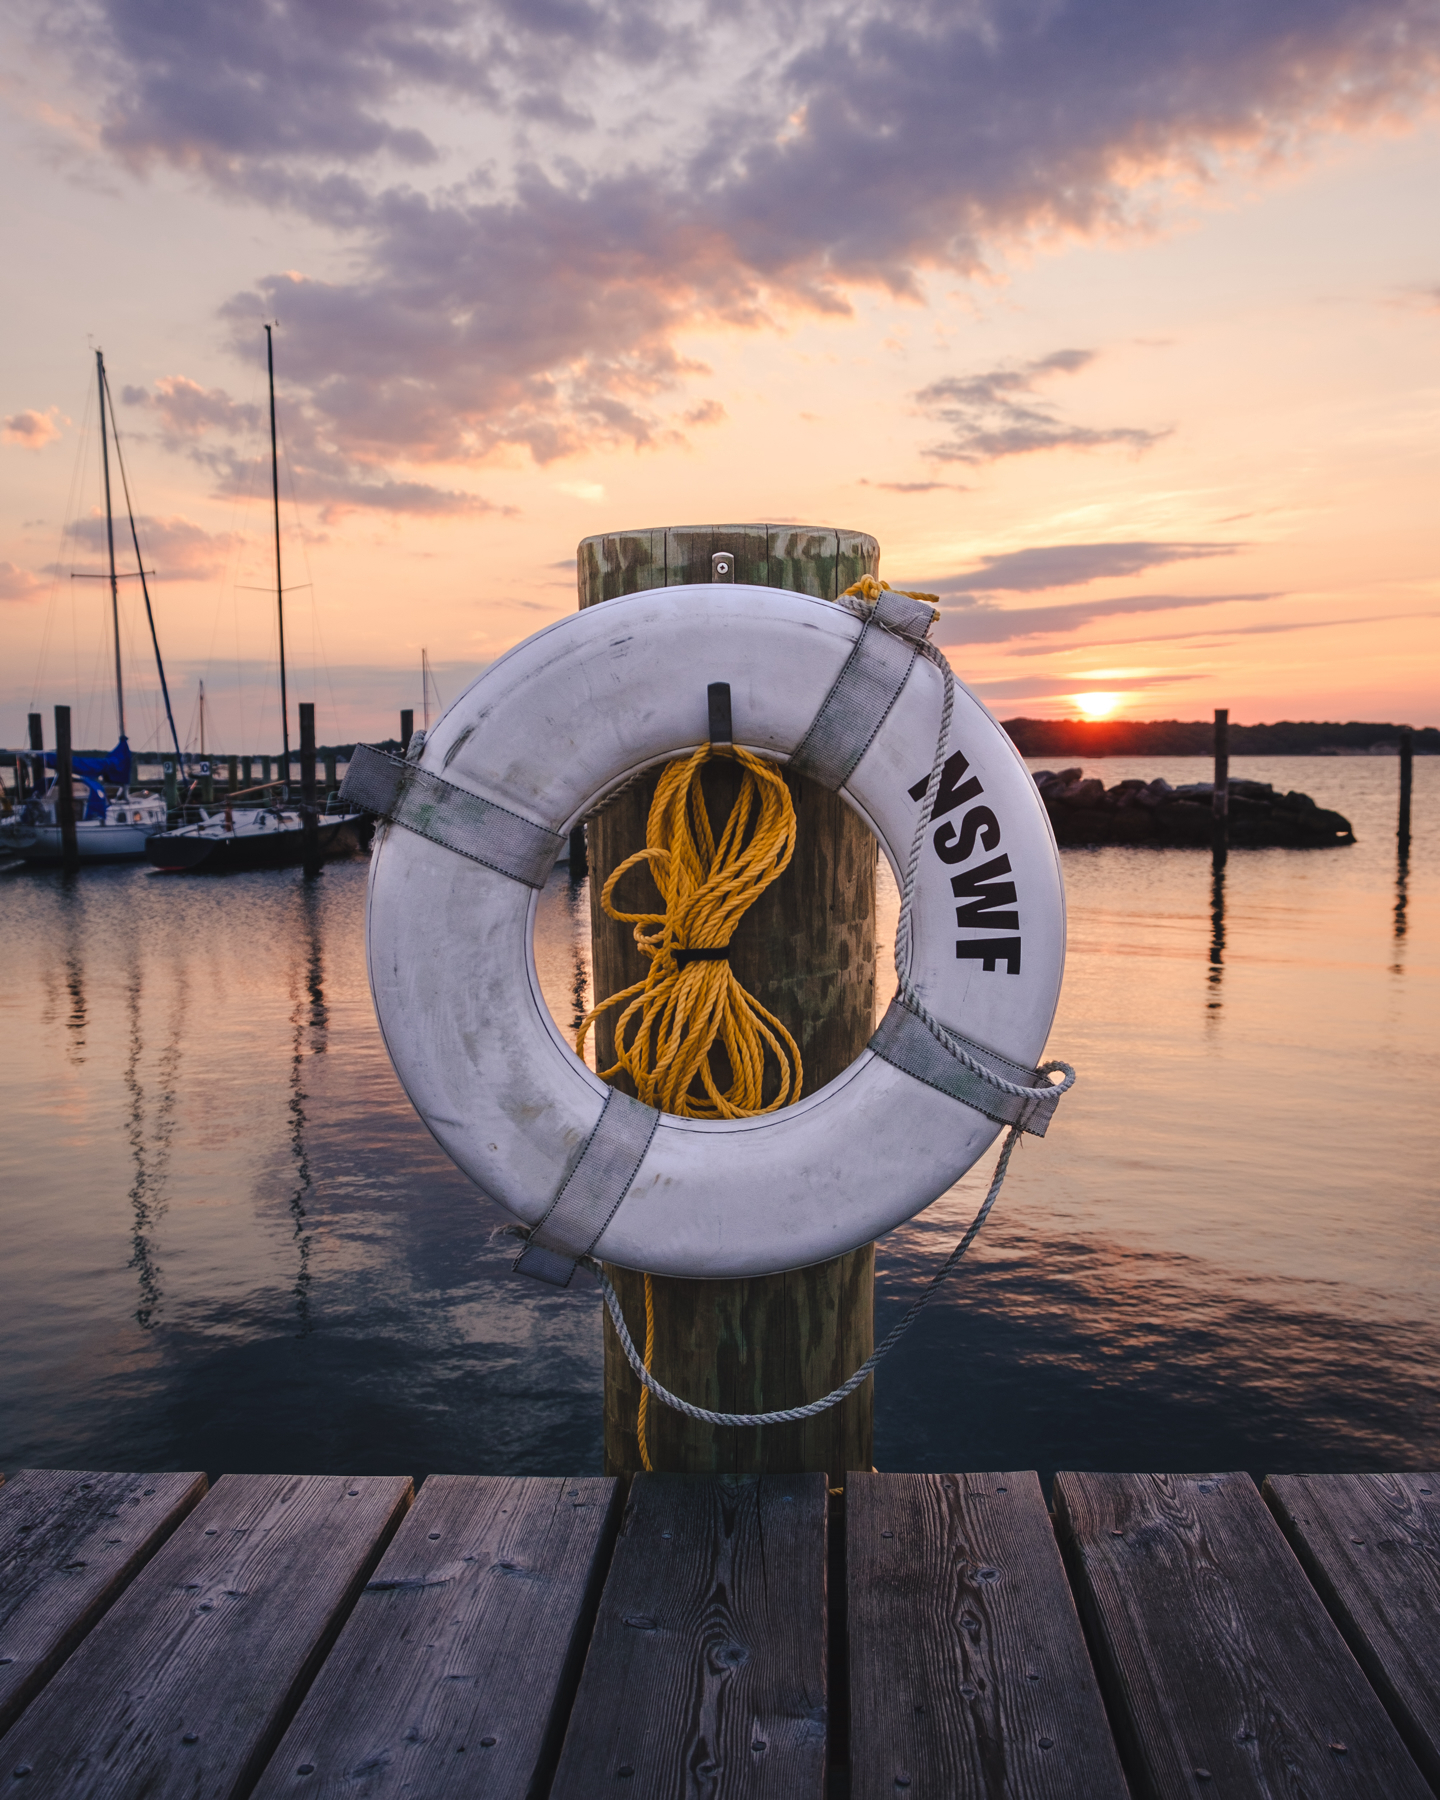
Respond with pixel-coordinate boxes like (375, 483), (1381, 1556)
(1, 1467), (1436, 1796)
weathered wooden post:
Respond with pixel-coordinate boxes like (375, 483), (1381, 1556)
(1212, 707), (1229, 864)
(581, 524), (879, 1481)
(261, 754), (272, 787)
(242, 756), (254, 788)
(227, 754), (239, 795)
(299, 702), (321, 878)
(26, 713), (43, 801)
(54, 705), (79, 872)
(400, 709), (414, 754)
(324, 750), (338, 797)
(1399, 727), (1413, 856)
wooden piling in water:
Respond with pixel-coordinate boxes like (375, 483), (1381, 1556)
(26, 712), (42, 801)
(53, 706), (78, 872)
(299, 703), (320, 878)
(1212, 707), (1229, 864)
(399, 709), (414, 754)
(579, 525), (880, 1482)
(1399, 727), (1413, 855)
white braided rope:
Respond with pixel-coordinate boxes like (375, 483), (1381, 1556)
(572, 612), (1074, 1430)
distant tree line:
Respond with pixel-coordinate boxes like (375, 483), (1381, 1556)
(1001, 718), (1438, 757)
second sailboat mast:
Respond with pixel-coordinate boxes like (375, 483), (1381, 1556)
(266, 325), (290, 792)
(96, 350), (125, 740)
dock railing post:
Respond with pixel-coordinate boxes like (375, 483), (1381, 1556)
(1212, 707), (1229, 864)
(54, 705), (79, 872)
(400, 709), (414, 755)
(1399, 727), (1413, 856)
(26, 712), (43, 802)
(299, 702), (320, 879)
(581, 524), (879, 1484)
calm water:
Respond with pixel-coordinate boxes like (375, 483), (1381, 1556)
(1, 756), (1435, 1483)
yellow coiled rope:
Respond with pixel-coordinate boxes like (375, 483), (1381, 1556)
(577, 577), (939, 1469)
(575, 742), (802, 1469)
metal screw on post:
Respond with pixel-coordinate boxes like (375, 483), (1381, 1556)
(1212, 707), (1229, 867)
(54, 705), (79, 873)
(299, 702), (321, 879)
(711, 551), (735, 582)
(1398, 726), (1413, 857)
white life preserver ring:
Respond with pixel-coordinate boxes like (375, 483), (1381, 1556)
(360, 583), (1065, 1279)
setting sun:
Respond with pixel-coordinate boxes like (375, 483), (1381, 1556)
(1073, 692), (1123, 719)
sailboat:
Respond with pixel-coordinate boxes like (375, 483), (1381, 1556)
(1, 352), (179, 863)
(145, 327), (371, 873)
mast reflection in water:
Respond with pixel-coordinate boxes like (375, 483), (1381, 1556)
(0, 753), (1434, 1482)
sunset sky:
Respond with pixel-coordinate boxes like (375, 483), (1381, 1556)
(2, 0), (1438, 753)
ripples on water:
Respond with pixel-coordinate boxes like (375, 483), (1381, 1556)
(0, 757), (1434, 1481)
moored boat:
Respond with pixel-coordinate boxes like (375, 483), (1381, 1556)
(2, 772), (168, 864)
(146, 802), (371, 872)
(143, 326), (368, 874)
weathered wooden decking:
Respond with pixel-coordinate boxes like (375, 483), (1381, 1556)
(1, 1467), (1436, 1797)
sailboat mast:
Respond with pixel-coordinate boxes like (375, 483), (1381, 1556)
(266, 325), (290, 793)
(96, 350), (126, 740)
(101, 362), (185, 776)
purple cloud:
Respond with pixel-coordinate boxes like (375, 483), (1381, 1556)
(37, 0), (1440, 464)
(915, 351), (1168, 464)
(938, 539), (1242, 595)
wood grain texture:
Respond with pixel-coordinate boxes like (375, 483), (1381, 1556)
(0, 1472), (412, 1800)
(1053, 1471), (1430, 1800)
(248, 1476), (620, 1800)
(0, 1469), (207, 1734)
(1264, 1472), (1440, 1789)
(847, 1472), (1129, 1798)
(576, 526), (879, 605)
(549, 1473), (828, 1799)
(582, 526), (880, 1479)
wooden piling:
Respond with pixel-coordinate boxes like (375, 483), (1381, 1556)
(1399, 727), (1413, 855)
(324, 750), (337, 797)
(299, 703), (320, 878)
(53, 706), (78, 872)
(1212, 707), (1229, 864)
(26, 712), (42, 801)
(580, 525), (880, 1482)
(400, 709), (414, 754)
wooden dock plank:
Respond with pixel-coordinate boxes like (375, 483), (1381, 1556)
(1265, 1472), (1440, 1790)
(548, 1472), (828, 1799)
(0, 1472), (412, 1800)
(0, 1470), (207, 1735)
(1053, 1471), (1431, 1799)
(847, 1471), (1130, 1798)
(248, 1475), (620, 1799)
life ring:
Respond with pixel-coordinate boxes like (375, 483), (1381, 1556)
(352, 583), (1065, 1281)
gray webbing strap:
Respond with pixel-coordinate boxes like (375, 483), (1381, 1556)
(789, 589), (936, 790)
(869, 999), (1059, 1137)
(341, 744), (564, 888)
(513, 1088), (661, 1286)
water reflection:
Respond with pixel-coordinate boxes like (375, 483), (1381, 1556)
(123, 963), (162, 1328)
(1392, 849), (1409, 975)
(1206, 850), (1227, 1015)
(286, 886), (327, 1337)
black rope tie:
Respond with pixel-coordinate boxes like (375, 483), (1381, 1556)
(671, 946), (732, 967)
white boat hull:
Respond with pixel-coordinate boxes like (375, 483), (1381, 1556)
(0, 814), (165, 863)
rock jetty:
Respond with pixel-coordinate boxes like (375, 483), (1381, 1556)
(1032, 769), (1355, 848)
